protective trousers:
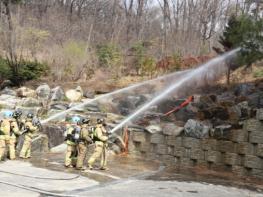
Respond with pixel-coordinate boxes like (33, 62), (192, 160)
(65, 144), (77, 167)
(88, 141), (107, 168)
(76, 143), (87, 169)
(0, 135), (10, 160)
(19, 135), (32, 158)
(9, 136), (17, 160)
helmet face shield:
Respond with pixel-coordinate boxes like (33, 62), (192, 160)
(82, 118), (90, 125)
(13, 110), (22, 118)
(97, 118), (105, 125)
(27, 113), (34, 119)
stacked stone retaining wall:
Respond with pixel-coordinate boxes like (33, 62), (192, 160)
(129, 113), (263, 179)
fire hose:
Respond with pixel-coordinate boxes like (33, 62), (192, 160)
(164, 96), (194, 116)
(0, 169), (80, 180)
(0, 180), (78, 197)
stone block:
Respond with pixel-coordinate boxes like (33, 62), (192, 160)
(210, 125), (232, 140)
(249, 131), (263, 144)
(224, 153), (241, 166)
(140, 143), (151, 152)
(232, 165), (247, 176)
(167, 146), (174, 155)
(244, 155), (262, 169)
(174, 147), (185, 157)
(161, 155), (175, 164)
(146, 153), (157, 160)
(250, 169), (263, 179)
(157, 144), (168, 155)
(243, 119), (263, 132)
(182, 137), (201, 149)
(196, 160), (208, 168)
(230, 130), (248, 142)
(180, 158), (194, 167)
(207, 151), (222, 163)
(218, 141), (236, 153)
(201, 139), (218, 151)
(166, 136), (182, 147)
(150, 134), (165, 144)
(236, 142), (254, 155)
(190, 149), (205, 160)
(256, 108), (263, 120)
(256, 144), (263, 157)
(133, 131), (146, 143)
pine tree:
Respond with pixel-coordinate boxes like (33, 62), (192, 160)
(216, 15), (263, 84)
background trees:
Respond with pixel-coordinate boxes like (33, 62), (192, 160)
(0, 0), (262, 85)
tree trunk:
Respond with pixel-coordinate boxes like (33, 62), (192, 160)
(4, 0), (16, 63)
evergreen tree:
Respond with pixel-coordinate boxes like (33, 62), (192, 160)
(216, 15), (263, 84)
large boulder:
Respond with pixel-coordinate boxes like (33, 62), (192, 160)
(115, 95), (148, 116)
(0, 87), (16, 96)
(19, 97), (41, 107)
(234, 83), (255, 96)
(49, 102), (68, 110)
(65, 86), (83, 102)
(247, 92), (263, 108)
(145, 125), (162, 134)
(83, 90), (95, 99)
(42, 124), (65, 148)
(162, 123), (183, 136)
(36, 84), (50, 99)
(50, 86), (65, 101)
(0, 95), (20, 109)
(17, 87), (36, 98)
(47, 109), (65, 121)
(31, 134), (49, 153)
(184, 119), (210, 138)
(0, 80), (13, 89)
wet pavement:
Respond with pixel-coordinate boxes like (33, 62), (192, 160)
(0, 152), (262, 197)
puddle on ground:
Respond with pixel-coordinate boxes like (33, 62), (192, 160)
(24, 152), (263, 193)
(147, 166), (263, 193)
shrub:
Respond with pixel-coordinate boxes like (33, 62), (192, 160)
(141, 57), (156, 77)
(253, 69), (263, 78)
(96, 44), (122, 68)
(0, 56), (49, 85)
(130, 42), (146, 75)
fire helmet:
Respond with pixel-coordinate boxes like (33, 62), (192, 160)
(27, 113), (34, 119)
(72, 116), (81, 124)
(82, 118), (90, 124)
(4, 111), (13, 118)
(97, 118), (105, 124)
(13, 109), (22, 118)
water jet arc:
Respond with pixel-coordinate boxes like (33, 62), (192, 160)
(41, 70), (190, 124)
(110, 48), (240, 134)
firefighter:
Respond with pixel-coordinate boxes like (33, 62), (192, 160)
(76, 118), (92, 170)
(88, 118), (108, 170)
(0, 111), (20, 160)
(64, 116), (81, 168)
(19, 113), (39, 159)
(12, 109), (24, 130)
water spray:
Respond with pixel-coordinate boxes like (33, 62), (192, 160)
(109, 48), (240, 134)
(41, 70), (190, 124)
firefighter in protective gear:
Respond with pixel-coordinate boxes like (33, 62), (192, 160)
(0, 111), (20, 160)
(88, 118), (108, 170)
(13, 109), (24, 130)
(19, 113), (39, 159)
(76, 118), (93, 170)
(64, 116), (81, 168)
